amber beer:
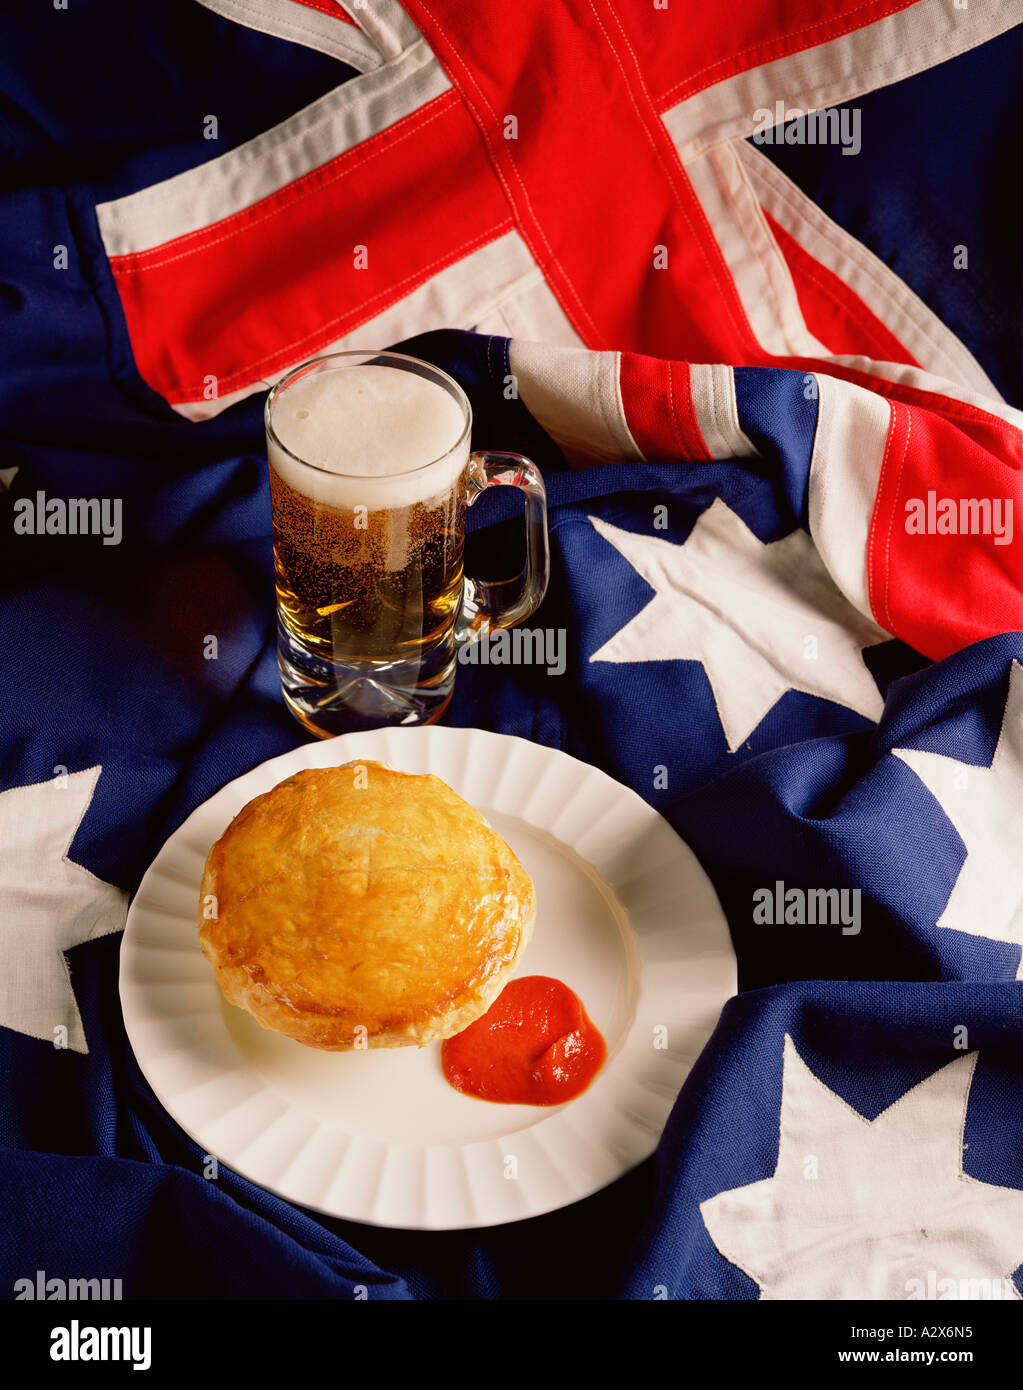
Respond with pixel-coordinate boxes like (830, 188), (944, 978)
(265, 350), (550, 737)
(269, 455), (466, 664)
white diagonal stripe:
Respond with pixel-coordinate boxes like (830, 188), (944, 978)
(662, 0), (1021, 163)
(97, 39), (450, 257)
(194, 0), (384, 71)
(737, 141), (1002, 399)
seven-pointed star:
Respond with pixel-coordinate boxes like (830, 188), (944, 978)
(0, 766), (126, 1053)
(588, 498), (888, 750)
(701, 1035), (1023, 1300)
(893, 659), (1023, 976)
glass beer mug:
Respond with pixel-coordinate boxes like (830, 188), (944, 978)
(264, 350), (549, 737)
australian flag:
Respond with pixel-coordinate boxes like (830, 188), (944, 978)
(1, 0), (1022, 1307)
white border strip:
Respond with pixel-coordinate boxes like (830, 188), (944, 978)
(737, 141), (1002, 399)
(662, 0), (1021, 162)
(807, 373), (892, 626)
(97, 39), (449, 257)
(680, 139), (1023, 427)
(338, 0), (421, 61)
(487, 274), (583, 349)
(689, 364), (758, 459)
(194, 0), (384, 72)
(173, 231), (579, 419)
(508, 342), (642, 463)
(827, 353), (1023, 433)
(683, 143), (829, 359)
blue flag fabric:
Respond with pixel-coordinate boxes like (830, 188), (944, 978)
(3, 322), (1022, 1298)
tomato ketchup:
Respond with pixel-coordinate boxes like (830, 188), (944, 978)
(442, 975), (606, 1105)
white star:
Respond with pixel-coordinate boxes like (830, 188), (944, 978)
(0, 767), (126, 1053)
(588, 499), (887, 750)
(893, 660), (1023, 976)
(701, 1035), (1023, 1300)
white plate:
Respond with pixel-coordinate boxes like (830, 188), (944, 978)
(120, 727), (735, 1229)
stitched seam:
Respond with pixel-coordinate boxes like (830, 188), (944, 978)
(665, 360), (690, 459)
(781, 238), (909, 364)
(672, 158), (756, 350)
(596, 0), (751, 350)
(166, 219), (513, 399)
(612, 351), (643, 461)
(112, 92), (456, 269)
(298, 0), (358, 20)
(754, 159), (924, 329)
(658, 0), (908, 104)
(664, 359), (683, 456)
(837, 377), (1023, 437)
(663, 10), (1001, 120)
(750, 155), (971, 376)
(680, 362), (706, 457)
(718, 364), (755, 458)
(110, 94), (458, 272)
(709, 364), (732, 458)
(708, 143), (808, 355)
(201, 0), (382, 68)
(850, 383), (1010, 430)
(413, 0), (605, 345)
(715, 363), (747, 458)
(338, 0), (410, 60)
(780, 357), (1022, 434)
(471, 264), (544, 315)
(866, 400), (898, 626)
(704, 364), (720, 456)
(882, 407), (912, 632)
(100, 41), (435, 226)
(765, 186), (921, 358)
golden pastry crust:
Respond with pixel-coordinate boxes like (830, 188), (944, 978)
(198, 761), (535, 1050)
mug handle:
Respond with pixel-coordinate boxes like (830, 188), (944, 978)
(460, 451), (550, 640)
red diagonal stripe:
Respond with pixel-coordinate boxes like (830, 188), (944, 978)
(107, 92), (509, 403)
(402, 0), (758, 364)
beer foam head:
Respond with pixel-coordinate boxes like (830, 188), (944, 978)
(268, 363), (468, 509)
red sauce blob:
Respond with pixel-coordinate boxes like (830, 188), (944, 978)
(442, 975), (607, 1105)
